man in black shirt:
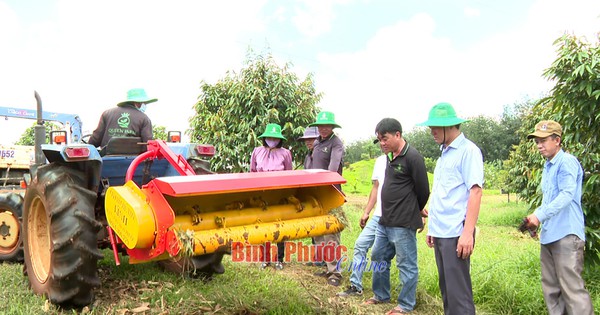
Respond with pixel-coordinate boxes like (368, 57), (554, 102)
(363, 118), (430, 314)
(89, 88), (156, 148)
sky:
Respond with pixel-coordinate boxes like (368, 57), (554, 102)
(1, 0), (599, 145)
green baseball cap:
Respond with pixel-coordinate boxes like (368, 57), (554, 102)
(117, 88), (158, 106)
(418, 102), (468, 127)
(258, 123), (286, 140)
(309, 111), (341, 129)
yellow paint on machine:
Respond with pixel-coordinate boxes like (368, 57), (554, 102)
(181, 214), (345, 255)
(105, 181), (156, 249)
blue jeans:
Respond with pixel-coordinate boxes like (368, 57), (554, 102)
(371, 224), (418, 311)
(349, 215), (380, 291)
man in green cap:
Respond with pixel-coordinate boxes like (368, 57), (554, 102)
(418, 102), (483, 315)
(309, 111), (345, 287)
(89, 88), (156, 147)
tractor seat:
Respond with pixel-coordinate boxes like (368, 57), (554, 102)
(100, 137), (146, 156)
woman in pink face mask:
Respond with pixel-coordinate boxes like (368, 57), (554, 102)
(249, 123), (293, 270)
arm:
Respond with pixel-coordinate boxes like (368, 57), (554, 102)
(457, 185), (482, 259)
(284, 149), (293, 171)
(140, 117), (153, 143)
(328, 137), (344, 172)
(88, 115), (106, 147)
(249, 147), (258, 172)
(360, 180), (379, 228)
(456, 144), (484, 259)
(411, 155), (431, 211)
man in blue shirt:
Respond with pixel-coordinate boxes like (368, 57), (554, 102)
(525, 120), (593, 315)
(419, 103), (483, 315)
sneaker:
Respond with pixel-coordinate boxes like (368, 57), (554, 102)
(274, 262), (284, 270)
(336, 285), (363, 297)
(260, 262), (270, 269)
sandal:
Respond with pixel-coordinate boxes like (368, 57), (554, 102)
(362, 297), (389, 305)
(386, 306), (409, 314)
(327, 276), (341, 287)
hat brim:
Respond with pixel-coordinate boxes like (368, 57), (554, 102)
(308, 122), (341, 129)
(417, 117), (468, 127)
(117, 98), (158, 107)
(527, 131), (558, 139)
(259, 134), (286, 140)
(297, 135), (318, 141)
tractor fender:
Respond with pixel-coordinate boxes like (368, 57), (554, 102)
(40, 144), (102, 164)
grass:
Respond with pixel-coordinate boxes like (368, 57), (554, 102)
(1, 191), (599, 314)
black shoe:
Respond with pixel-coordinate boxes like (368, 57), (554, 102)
(336, 285), (363, 296)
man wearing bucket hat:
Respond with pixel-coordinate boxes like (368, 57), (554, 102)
(89, 88), (156, 147)
(308, 111), (345, 287)
(524, 120), (593, 315)
(419, 102), (483, 315)
(297, 126), (327, 267)
(250, 123), (293, 270)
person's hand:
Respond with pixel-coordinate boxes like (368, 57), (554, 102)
(417, 217), (426, 233)
(525, 214), (540, 229)
(420, 208), (429, 218)
(457, 230), (475, 259)
(359, 212), (370, 229)
(426, 235), (435, 248)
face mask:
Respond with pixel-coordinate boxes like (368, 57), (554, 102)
(138, 103), (147, 113)
(265, 139), (280, 148)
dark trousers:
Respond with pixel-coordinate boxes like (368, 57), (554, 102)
(263, 242), (285, 262)
(433, 237), (475, 315)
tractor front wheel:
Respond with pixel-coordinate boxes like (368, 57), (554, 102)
(23, 164), (103, 306)
(0, 192), (24, 262)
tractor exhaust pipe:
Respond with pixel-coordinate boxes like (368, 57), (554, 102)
(33, 91), (46, 167)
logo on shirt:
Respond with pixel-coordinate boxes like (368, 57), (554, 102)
(394, 164), (403, 174)
(322, 147), (329, 153)
(117, 113), (131, 128)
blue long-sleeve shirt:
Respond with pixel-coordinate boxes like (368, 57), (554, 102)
(533, 149), (586, 245)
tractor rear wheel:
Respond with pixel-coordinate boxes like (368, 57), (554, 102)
(23, 163), (103, 306)
(0, 192), (24, 262)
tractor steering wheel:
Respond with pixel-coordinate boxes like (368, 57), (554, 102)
(80, 134), (92, 144)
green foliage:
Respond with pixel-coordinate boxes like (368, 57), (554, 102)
(508, 33), (600, 264)
(188, 50), (322, 172)
(15, 122), (63, 145)
(404, 127), (440, 160)
(152, 125), (167, 141)
(344, 139), (380, 165)
(341, 158), (376, 194)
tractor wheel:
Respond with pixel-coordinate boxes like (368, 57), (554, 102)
(0, 192), (24, 262)
(23, 163), (103, 306)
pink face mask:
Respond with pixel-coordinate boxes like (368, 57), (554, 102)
(265, 139), (280, 148)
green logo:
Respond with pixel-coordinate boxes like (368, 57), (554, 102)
(117, 113), (130, 128)
(394, 164), (403, 173)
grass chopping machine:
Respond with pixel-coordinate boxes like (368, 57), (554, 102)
(0, 92), (347, 307)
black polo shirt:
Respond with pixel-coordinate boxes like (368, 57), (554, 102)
(379, 142), (430, 230)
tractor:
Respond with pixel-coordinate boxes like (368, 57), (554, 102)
(2, 92), (347, 307)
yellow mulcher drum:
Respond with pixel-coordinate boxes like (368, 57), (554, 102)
(105, 169), (346, 263)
